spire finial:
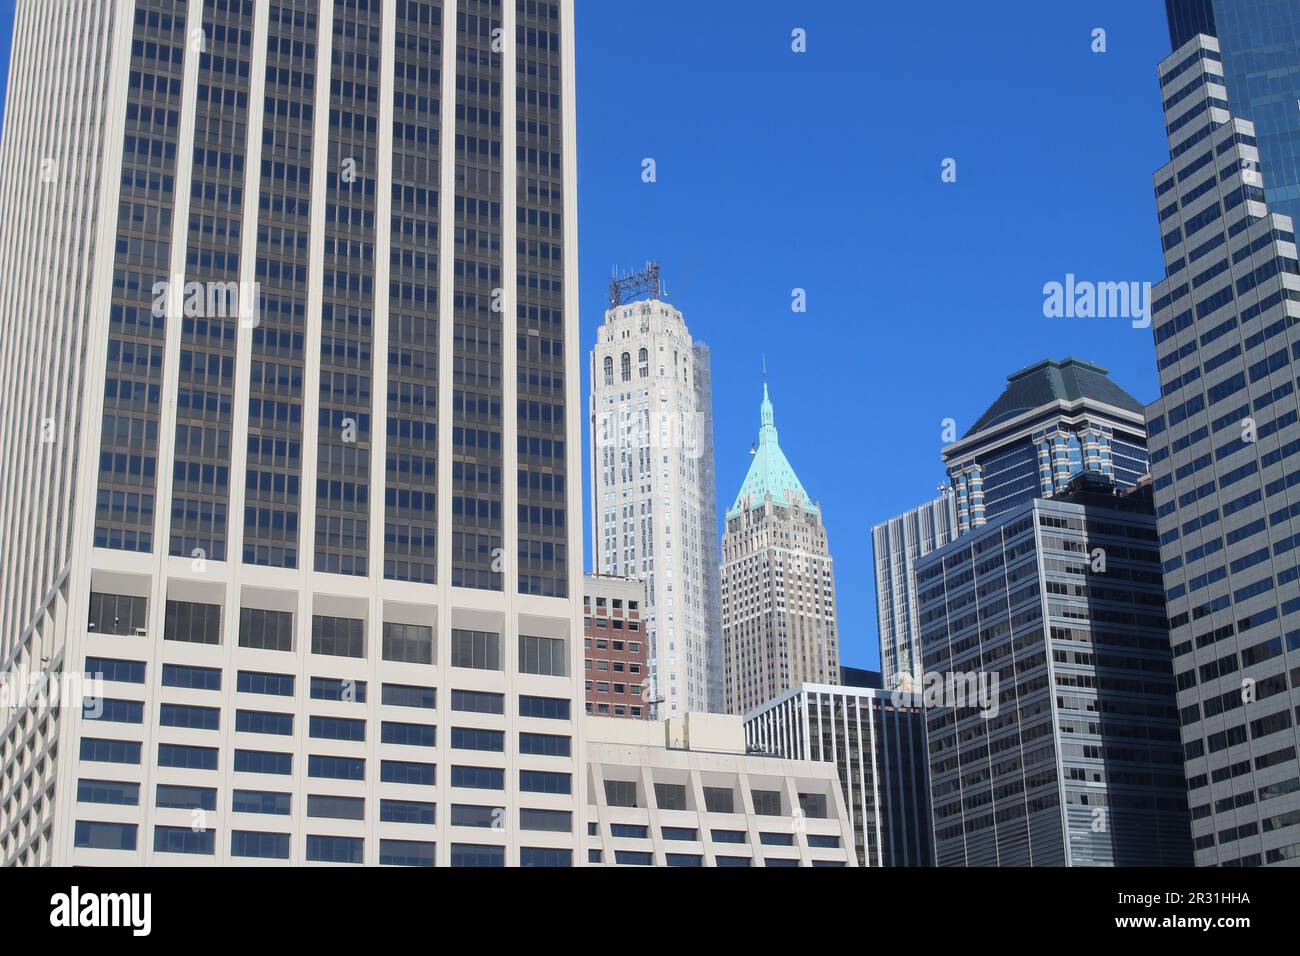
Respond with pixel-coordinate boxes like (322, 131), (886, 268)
(759, 371), (776, 442)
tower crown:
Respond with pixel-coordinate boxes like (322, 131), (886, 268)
(728, 383), (817, 519)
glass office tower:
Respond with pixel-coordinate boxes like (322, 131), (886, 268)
(917, 478), (1192, 867)
(1167, 1), (1300, 225)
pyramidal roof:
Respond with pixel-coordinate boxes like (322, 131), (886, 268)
(728, 384), (818, 519)
(964, 358), (1145, 438)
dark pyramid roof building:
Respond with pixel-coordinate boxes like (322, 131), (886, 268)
(943, 358), (1150, 534)
(966, 358), (1146, 437)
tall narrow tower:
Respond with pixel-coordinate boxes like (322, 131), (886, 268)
(1145, 28), (1300, 868)
(0, 0), (583, 868)
(588, 273), (720, 716)
(720, 383), (840, 716)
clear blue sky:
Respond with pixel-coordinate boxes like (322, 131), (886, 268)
(575, 0), (1175, 671)
(0, 0), (1175, 673)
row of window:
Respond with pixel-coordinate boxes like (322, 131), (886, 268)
(601, 780), (829, 818)
(74, 821), (572, 866)
(89, 596), (570, 674)
(84, 701), (570, 755)
(590, 848), (842, 867)
(595, 821), (839, 848)
(84, 656), (572, 718)
(79, 738), (573, 792)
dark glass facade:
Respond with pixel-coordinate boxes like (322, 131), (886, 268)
(314, 0), (381, 577)
(1168, 1), (1300, 226)
(1167, 0), (1218, 49)
(385, 0), (444, 584)
(515, 0), (568, 598)
(245, 0), (318, 569)
(451, 0), (504, 591)
(96, 0), (188, 552)
(170, 0), (254, 563)
(918, 486), (1192, 867)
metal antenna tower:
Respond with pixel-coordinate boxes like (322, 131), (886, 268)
(608, 261), (664, 308)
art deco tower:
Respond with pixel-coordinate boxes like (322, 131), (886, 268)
(720, 383), (839, 716)
(588, 276), (721, 716)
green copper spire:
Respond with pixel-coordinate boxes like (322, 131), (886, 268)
(728, 382), (817, 519)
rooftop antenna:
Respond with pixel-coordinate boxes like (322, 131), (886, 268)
(609, 261), (664, 309)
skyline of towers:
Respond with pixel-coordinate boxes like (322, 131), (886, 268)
(3, 0), (1300, 874)
(0, 0), (586, 867)
(588, 293), (721, 715)
(1145, 27), (1300, 868)
(720, 384), (841, 716)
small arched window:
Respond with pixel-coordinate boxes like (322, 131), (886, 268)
(621, 352), (631, 382)
(603, 355), (613, 386)
(638, 348), (648, 378)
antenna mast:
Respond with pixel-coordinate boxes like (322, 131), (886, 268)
(609, 261), (664, 308)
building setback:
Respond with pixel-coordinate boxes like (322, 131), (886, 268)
(916, 477), (1193, 867)
(586, 713), (856, 866)
(744, 683), (932, 867)
(872, 493), (959, 691)
(720, 384), (840, 716)
(589, 295), (721, 716)
(1144, 29), (1300, 867)
(0, 0), (584, 867)
(582, 575), (648, 719)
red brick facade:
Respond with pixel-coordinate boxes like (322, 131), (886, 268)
(583, 576), (648, 718)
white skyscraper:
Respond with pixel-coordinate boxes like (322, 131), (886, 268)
(588, 278), (721, 716)
(0, 0), (584, 867)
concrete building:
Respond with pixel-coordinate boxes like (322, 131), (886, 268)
(588, 290), (721, 716)
(0, 0), (584, 867)
(872, 493), (959, 691)
(721, 383), (840, 716)
(1144, 29), (1300, 867)
(744, 683), (932, 867)
(585, 712), (856, 866)
(942, 358), (1150, 536)
(916, 475), (1192, 867)
(582, 575), (648, 719)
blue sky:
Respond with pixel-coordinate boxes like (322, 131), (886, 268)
(0, 0), (1176, 672)
(575, 0), (1175, 671)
